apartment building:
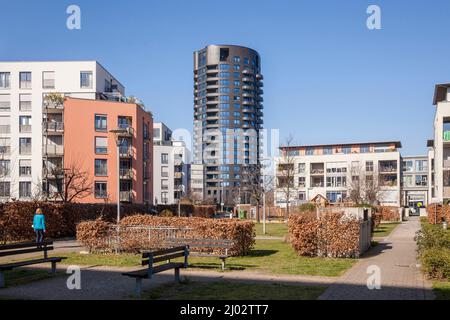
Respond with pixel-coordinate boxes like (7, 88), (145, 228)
(190, 163), (204, 203)
(428, 83), (450, 204)
(63, 98), (153, 204)
(401, 156), (428, 209)
(153, 122), (190, 205)
(0, 61), (124, 200)
(274, 141), (402, 207)
(193, 45), (264, 206)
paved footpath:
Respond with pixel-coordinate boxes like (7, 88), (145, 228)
(319, 217), (435, 300)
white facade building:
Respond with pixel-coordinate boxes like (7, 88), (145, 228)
(153, 122), (191, 205)
(190, 163), (204, 203)
(274, 141), (402, 208)
(401, 155), (428, 210)
(0, 61), (124, 200)
(428, 83), (450, 204)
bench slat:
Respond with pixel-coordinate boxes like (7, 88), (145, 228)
(190, 253), (228, 259)
(142, 246), (186, 258)
(166, 238), (233, 244)
(151, 252), (186, 264)
(0, 257), (66, 271)
(122, 262), (184, 279)
(0, 246), (53, 257)
(0, 241), (53, 251)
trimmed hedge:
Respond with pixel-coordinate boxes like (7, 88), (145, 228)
(426, 204), (450, 225)
(288, 211), (361, 258)
(77, 215), (255, 256)
(376, 206), (400, 222)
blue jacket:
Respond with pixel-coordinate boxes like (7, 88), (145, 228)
(33, 214), (46, 231)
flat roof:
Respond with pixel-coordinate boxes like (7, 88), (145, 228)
(433, 83), (450, 105)
(280, 141), (402, 150)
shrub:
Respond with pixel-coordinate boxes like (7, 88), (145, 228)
(76, 219), (110, 252)
(421, 248), (450, 281)
(427, 204), (450, 225)
(76, 215), (255, 256)
(160, 209), (174, 217)
(416, 222), (450, 254)
(376, 206), (400, 222)
(296, 203), (317, 213)
(288, 211), (362, 258)
(371, 213), (382, 231)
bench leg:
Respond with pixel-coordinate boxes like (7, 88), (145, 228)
(174, 268), (180, 282)
(51, 261), (57, 275)
(135, 278), (142, 299)
(0, 271), (4, 288)
(221, 258), (226, 271)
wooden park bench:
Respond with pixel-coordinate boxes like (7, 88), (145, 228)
(165, 238), (234, 271)
(122, 246), (188, 298)
(0, 241), (66, 288)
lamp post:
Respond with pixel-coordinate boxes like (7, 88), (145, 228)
(110, 128), (128, 224)
(260, 158), (272, 235)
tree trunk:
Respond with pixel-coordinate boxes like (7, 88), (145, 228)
(256, 203), (260, 223)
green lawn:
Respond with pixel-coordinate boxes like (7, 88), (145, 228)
(144, 281), (326, 300)
(1, 269), (60, 288)
(433, 281), (450, 300)
(373, 222), (401, 238)
(55, 240), (356, 277)
(255, 223), (288, 237)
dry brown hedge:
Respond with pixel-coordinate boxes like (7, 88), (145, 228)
(77, 215), (255, 256)
(376, 206), (400, 222)
(288, 211), (361, 258)
(427, 204), (450, 224)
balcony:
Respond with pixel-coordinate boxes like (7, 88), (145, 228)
(119, 147), (134, 158)
(0, 146), (11, 156)
(242, 69), (254, 75)
(242, 77), (254, 83)
(256, 74), (264, 80)
(19, 125), (32, 133)
(119, 168), (134, 179)
(174, 172), (184, 179)
(119, 191), (133, 202)
(43, 122), (64, 134)
(43, 100), (64, 112)
(174, 185), (185, 192)
(117, 125), (135, 136)
(43, 145), (64, 156)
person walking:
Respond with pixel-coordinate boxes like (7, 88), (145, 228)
(32, 208), (46, 244)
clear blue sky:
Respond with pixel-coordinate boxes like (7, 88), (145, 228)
(2, 0), (450, 155)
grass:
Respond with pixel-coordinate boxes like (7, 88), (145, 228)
(144, 281), (326, 300)
(54, 240), (356, 277)
(373, 222), (401, 238)
(255, 223), (288, 237)
(1, 269), (60, 288)
(433, 281), (450, 300)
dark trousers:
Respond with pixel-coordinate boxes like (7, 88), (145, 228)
(35, 230), (44, 244)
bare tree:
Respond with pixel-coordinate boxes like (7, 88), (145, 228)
(347, 165), (384, 206)
(277, 135), (297, 219)
(241, 163), (263, 222)
(51, 160), (93, 203)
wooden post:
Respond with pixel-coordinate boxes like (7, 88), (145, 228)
(147, 254), (153, 279)
(174, 268), (180, 282)
(0, 271), (4, 288)
(51, 261), (57, 274)
(184, 246), (189, 268)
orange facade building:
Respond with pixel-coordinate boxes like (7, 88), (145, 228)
(64, 98), (153, 204)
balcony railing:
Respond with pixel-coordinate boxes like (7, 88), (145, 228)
(120, 191), (133, 202)
(379, 166), (397, 173)
(43, 122), (64, 133)
(19, 125), (32, 133)
(0, 102), (10, 112)
(20, 146), (32, 155)
(119, 168), (134, 179)
(119, 147), (134, 158)
(43, 145), (64, 156)
(0, 125), (10, 134)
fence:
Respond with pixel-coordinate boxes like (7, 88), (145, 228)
(106, 225), (193, 252)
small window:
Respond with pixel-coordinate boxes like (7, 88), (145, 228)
(19, 159), (32, 177)
(306, 148), (314, 156)
(161, 166), (169, 177)
(95, 115), (107, 131)
(95, 159), (108, 176)
(80, 71), (93, 88)
(220, 48), (229, 62)
(19, 94), (32, 111)
(0, 181), (10, 197)
(323, 147), (332, 155)
(0, 72), (10, 89)
(95, 137), (108, 154)
(19, 181), (32, 198)
(20, 72), (32, 89)
(95, 182), (108, 198)
(360, 146), (370, 153)
(42, 71), (55, 89)
(161, 153), (169, 164)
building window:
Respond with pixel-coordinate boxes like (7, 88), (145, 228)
(161, 166), (169, 177)
(233, 56), (241, 63)
(19, 116), (32, 133)
(19, 94), (32, 111)
(80, 71), (93, 88)
(0, 94), (10, 112)
(342, 147), (351, 154)
(42, 71), (55, 89)
(161, 179), (169, 190)
(323, 147), (332, 155)
(19, 159), (32, 177)
(161, 153), (169, 164)
(95, 137), (108, 154)
(306, 148), (314, 156)
(95, 159), (108, 176)
(403, 175), (413, 187)
(298, 163), (306, 173)
(366, 161), (373, 172)
(0, 72), (10, 89)
(19, 181), (32, 198)
(19, 138), (31, 155)
(298, 177), (306, 188)
(220, 48), (229, 62)
(402, 160), (413, 172)
(360, 146), (370, 153)
(0, 160), (10, 176)
(415, 160), (428, 172)
(298, 191), (306, 201)
(95, 182), (108, 198)
(19, 72), (32, 89)
(0, 181), (10, 197)
(161, 192), (169, 204)
(118, 116), (132, 130)
(415, 175), (428, 187)
(95, 114), (107, 131)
